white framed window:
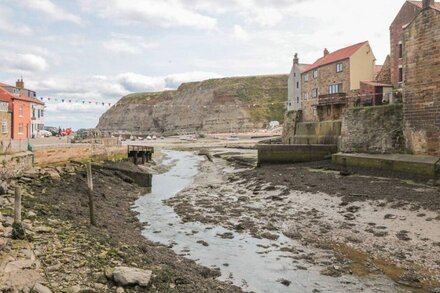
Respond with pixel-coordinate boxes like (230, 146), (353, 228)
(18, 123), (23, 134)
(0, 102), (8, 112)
(1, 120), (7, 134)
(313, 70), (318, 79)
(19, 105), (23, 117)
(311, 88), (318, 98)
(303, 92), (308, 100)
(336, 63), (343, 73)
(329, 83), (343, 94)
(303, 74), (308, 81)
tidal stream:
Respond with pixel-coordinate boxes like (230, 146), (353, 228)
(134, 151), (400, 293)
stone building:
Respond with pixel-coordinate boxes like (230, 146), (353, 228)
(0, 99), (11, 140)
(287, 54), (309, 112)
(390, 0), (440, 88)
(402, 0), (440, 156)
(300, 41), (376, 122)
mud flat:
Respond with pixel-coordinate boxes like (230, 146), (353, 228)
(166, 152), (440, 292)
(1, 157), (241, 292)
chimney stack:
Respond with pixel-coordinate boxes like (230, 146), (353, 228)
(16, 78), (24, 89)
(324, 48), (330, 56)
(293, 53), (299, 65)
(423, 0), (434, 8)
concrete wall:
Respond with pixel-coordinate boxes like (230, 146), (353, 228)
(0, 152), (34, 179)
(33, 145), (126, 166)
(340, 104), (405, 154)
(294, 120), (341, 145)
(258, 144), (337, 165)
(403, 7), (440, 156)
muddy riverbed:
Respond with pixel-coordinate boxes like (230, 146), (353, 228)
(161, 150), (440, 292)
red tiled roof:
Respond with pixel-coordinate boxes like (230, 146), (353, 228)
(304, 41), (368, 73)
(0, 87), (44, 105)
(299, 64), (311, 73)
(409, 1), (440, 9)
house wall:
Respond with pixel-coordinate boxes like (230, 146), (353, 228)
(402, 7), (440, 156)
(30, 103), (45, 138)
(349, 43), (376, 90)
(390, 1), (421, 87)
(0, 111), (11, 140)
(287, 62), (302, 111)
(11, 99), (31, 139)
(376, 55), (392, 84)
(301, 59), (350, 122)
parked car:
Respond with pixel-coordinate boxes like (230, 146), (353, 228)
(147, 136), (152, 140)
(38, 130), (53, 137)
(152, 135), (157, 140)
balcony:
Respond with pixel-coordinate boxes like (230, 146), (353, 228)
(318, 93), (347, 106)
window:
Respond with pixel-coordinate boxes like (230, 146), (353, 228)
(41, 110), (44, 117)
(398, 43), (403, 59)
(313, 70), (318, 79)
(304, 74), (308, 81)
(19, 105), (23, 117)
(329, 83), (343, 94)
(303, 92), (308, 100)
(296, 97), (299, 103)
(336, 63), (343, 73)
(296, 82), (299, 89)
(32, 107), (36, 119)
(18, 123), (23, 134)
(311, 88), (318, 98)
(0, 102), (8, 112)
(399, 67), (403, 82)
(1, 120), (7, 134)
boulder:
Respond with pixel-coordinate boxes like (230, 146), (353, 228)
(0, 181), (8, 195)
(112, 266), (152, 287)
(32, 284), (52, 293)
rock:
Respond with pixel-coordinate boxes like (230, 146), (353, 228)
(384, 214), (397, 219)
(259, 232), (279, 240)
(0, 181), (8, 195)
(27, 211), (37, 218)
(34, 226), (53, 233)
(116, 288), (124, 293)
(196, 240), (209, 246)
(67, 286), (81, 293)
(32, 284), (52, 293)
(45, 169), (61, 180)
(277, 278), (291, 286)
(112, 266), (152, 287)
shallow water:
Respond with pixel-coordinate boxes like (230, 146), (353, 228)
(134, 150), (402, 293)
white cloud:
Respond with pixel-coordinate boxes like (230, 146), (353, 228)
(0, 52), (48, 73)
(0, 5), (32, 35)
(103, 35), (158, 54)
(117, 73), (166, 92)
(165, 71), (223, 88)
(80, 0), (216, 29)
(232, 25), (250, 41)
(22, 0), (83, 25)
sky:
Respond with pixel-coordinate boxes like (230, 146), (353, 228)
(0, 0), (409, 129)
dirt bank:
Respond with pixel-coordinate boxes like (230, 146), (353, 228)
(166, 156), (440, 292)
(1, 158), (241, 292)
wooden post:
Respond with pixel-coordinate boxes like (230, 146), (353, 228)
(14, 186), (22, 225)
(86, 162), (96, 226)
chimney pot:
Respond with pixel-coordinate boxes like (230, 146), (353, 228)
(324, 48), (330, 56)
(293, 53), (299, 65)
(423, 0), (434, 8)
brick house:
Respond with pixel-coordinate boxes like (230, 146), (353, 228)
(0, 79), (44, 139)
(390, 0), (440, 88)
(0, 98), (12, 140)
(402, 0), (440, 156)
(300, 41), (376, 122)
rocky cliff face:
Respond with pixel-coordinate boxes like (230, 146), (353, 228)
(97, 75), (287, 135)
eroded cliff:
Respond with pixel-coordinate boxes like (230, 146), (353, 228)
(97, 75), (287, 135)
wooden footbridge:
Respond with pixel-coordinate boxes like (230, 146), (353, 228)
(128, 145), (154, 165)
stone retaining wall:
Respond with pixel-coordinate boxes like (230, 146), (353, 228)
(33, 145), (127, 166)
(340, 104), (404, 154)
(0, 152), (34, 179)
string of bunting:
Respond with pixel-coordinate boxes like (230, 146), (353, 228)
(39, 96), (114, 107)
